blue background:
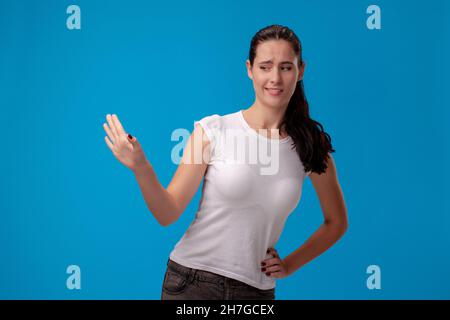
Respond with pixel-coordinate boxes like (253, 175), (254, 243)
(1, 0), (449, 299)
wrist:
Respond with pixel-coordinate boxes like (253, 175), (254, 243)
(132, 159), (151, 176)
(283, 258), (297, 277)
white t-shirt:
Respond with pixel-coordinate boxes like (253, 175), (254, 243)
(169, 110), (310, 290)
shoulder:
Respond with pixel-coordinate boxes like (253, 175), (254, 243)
(194, 113), (222, 130)
(194, 110), (241, 137)
(193, 114), (221, 142)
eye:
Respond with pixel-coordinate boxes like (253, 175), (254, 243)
(259, 66), (292, 71)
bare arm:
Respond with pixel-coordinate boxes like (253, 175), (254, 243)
(103, 113), (210, 226)
(132, 161), (181, 226)
(133, 123), (211, 226)
(282, 153), (349, 275)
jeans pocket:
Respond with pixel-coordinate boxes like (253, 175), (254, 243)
(162, 269), (188, 295)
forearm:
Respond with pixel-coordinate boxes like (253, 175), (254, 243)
(132, 160), (179, 226)
(283, 221), (348, 276)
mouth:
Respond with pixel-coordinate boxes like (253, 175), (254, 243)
(265, 87), (283, 96)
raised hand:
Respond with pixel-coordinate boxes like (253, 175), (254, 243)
(103, 114), (148, 172)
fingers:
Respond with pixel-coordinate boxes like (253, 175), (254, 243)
(104, 136), (119, 158)
(263, 264), (281, 273)
(106, 114), (119, 140)
(267, 271), (283, 278)
(111, 114), (126, 136)
(103, 122), (116, 144)
(104, 136), (115, 151)
(261, 257), (280, 267)
(261, 247), (281, 270)
(267, 248), (279, 258)
(261, 248), (285, 278)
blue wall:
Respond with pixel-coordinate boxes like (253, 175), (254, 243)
(1, 0), (449, 299)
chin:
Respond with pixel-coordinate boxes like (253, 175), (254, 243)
(263, 101), (286, 110)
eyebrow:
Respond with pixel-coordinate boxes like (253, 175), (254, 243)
(258, 60), (294, 65)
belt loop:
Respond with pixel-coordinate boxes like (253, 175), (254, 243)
(187, 268), (197, 284)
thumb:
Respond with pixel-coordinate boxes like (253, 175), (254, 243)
(127, 133), (141, 149)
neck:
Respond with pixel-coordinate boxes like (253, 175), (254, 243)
(243, 101), (288, 135)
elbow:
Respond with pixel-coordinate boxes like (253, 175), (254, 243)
(338, 221), (349, 235)
(157, 217), (173, 227)
(156, 211), (179, 227)
(158, 195), (182, 227)
(151, 198), (182, 227)
(324, 217), (348, 235)
(330, 221), (348, 239)
(158, 219), (169, 227)
(338, 219), (349, 236)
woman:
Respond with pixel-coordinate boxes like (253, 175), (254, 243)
(103, 24), (348, 300)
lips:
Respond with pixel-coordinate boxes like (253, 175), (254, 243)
(265, 88), (283, 96)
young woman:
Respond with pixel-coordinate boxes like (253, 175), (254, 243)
(103, 24), (348, 300)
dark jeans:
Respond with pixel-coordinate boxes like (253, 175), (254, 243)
(161, 259), (275, 300)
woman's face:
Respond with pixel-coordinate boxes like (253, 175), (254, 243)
(246, 39), (305, 110)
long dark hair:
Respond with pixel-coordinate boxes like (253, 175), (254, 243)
(248, 24), (335, 175)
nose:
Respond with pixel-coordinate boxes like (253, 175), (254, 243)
(269, 68), (282, 84)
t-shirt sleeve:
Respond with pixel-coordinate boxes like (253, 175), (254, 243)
(193, 114), (221, 162)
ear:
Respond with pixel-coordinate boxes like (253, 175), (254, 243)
(246, 59), (253, 80)
(297, 60), (306, 82)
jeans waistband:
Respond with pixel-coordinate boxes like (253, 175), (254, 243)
(167, 258), (250, 287)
